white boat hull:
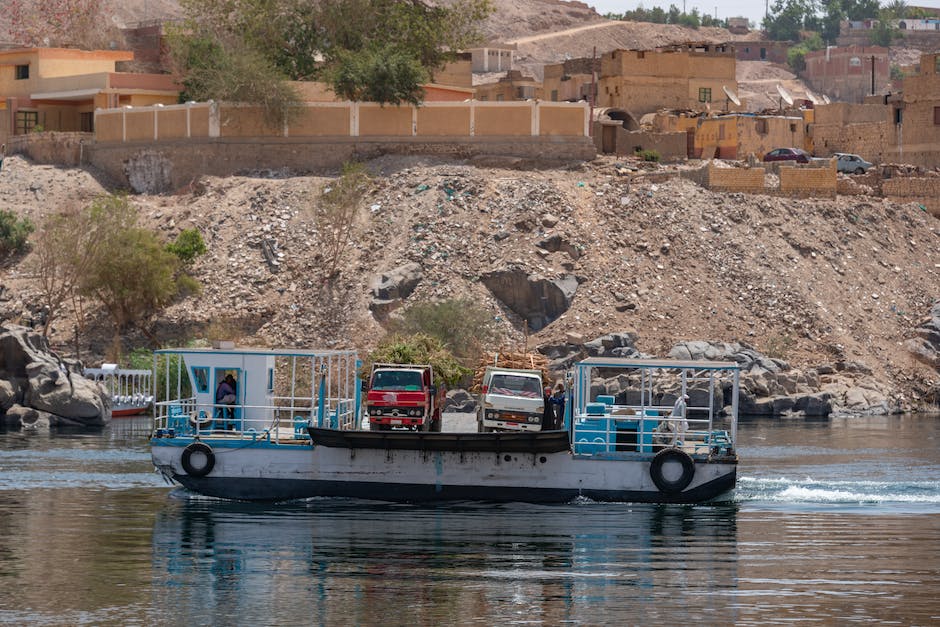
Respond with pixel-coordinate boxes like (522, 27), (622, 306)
(151, 438), (736, 504)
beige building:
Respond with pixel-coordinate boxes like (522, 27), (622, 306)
(467, 44), (515, 73)
(598, 43), (738, 117)
(475, 70), (540, 102)
(812, 52), (940, 168)
(0, 47), (178, 145)
(542, 57), (599, 103)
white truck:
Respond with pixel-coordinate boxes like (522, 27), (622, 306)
(477, 367), (546, 432)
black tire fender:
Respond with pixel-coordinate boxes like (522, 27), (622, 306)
(181, 441), (215, 477)
(649, 448), (695, 494)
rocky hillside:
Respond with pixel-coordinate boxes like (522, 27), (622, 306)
(0, 153), (938, 415)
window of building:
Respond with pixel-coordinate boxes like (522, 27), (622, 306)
(934, 106), (940, 125)
(936, 56), (940, 73)
(790, 123), (797, 132)
(550, 89), (558, 102)
(718, 125), (725, 140)
(80, 112), (94, 132)
(756, 118), (768, 134)
(698, 87), (712, 103)
(14, 64), (29, 80)
(894, 107), (903, 124)
(849, 57), (861, 67)
(14, 110), (38, 134)
(495, 94), (504, 101)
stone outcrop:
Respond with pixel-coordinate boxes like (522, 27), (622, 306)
(537, 335), (903, 418)
(0, 324), (110, 428)
(369, 262), (423, 320)
(482, 269), (579, 332)
(907, 301), (940, 370)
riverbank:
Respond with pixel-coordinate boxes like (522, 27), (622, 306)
(0, 154), (937, 415)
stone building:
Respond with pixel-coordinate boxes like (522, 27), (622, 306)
(597, 43), (737, 117)
(803, 45), (890, 104)
(542, 57), (599, 103)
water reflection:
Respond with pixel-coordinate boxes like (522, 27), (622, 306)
(152, 499), (740, 624)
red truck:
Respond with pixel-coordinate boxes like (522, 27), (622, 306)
(365, 363), (444, 432)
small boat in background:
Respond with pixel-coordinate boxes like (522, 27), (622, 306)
(85, 364), (154, 417)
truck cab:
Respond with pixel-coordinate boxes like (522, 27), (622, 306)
(365, 363), (443, 432)
(478, 367), (545, 432)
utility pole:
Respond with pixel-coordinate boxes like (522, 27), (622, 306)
(589, 46), (596, 137)
(870, 55), (876, 95)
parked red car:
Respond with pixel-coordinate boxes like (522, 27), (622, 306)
(763, 147), (811, 163)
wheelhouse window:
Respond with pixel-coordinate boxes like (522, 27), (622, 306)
(15, 64), (29, 80)
(191, 367), (210, 393)
(698, 87), (712, 103)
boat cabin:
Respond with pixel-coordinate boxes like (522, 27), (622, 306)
(153, 347), (361, 439)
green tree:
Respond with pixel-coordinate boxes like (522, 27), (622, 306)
(169, 0), (493, 108)
(364, 333), (472, 386)
(763, 0), (813, 41)
(0, 209), (33, 256)
(166, 228), (207, 266)
(78, 194), (192, 345)
(870, 14), (899, 46)
(165, 25), (302, 128)
(311, 162), (370, 280)
(29, 205), (96, 337)
(390, 299), (498, 364)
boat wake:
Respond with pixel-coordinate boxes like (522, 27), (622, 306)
(737, 476), (940, 511)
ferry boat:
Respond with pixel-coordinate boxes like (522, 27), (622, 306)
(149, 346), (739, 504)
(85, 364), (154, 417)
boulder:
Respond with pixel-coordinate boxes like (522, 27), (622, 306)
(482, 270), (578, 332)
(369, 262), (423, 320)
(906, 301), (940, 370)
(444, 389), (477, 413)
(0, 324), (110, 428)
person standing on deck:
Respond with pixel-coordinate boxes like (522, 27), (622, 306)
(550, 383), (566, 430)
(215, 374), (237, 428)
(669, 393), (689, 446)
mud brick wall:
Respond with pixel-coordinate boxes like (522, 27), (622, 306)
(882, 177), (940, 217)
(779, 161), (837, 198)
(705, 163), (765, 193)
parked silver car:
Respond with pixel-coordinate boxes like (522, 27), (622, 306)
(834, 153), (873, 174)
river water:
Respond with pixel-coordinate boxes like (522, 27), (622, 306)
(1, 414), (938, 625)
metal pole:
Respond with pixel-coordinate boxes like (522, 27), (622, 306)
(589, 46), (596, 137)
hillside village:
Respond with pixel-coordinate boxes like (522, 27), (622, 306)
(0, 0), (938, 420)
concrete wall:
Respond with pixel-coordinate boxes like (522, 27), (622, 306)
(706, 162), (765, 192)
(94, 101), (590, 141)
(779, 159), (837, 198)
(5, 131), (90, 166)
(80, 136), (595, 192)
(593, 123), (686, 160)
(882, 176), (940, 217)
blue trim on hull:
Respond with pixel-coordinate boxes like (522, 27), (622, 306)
(172, 467), (736, 504)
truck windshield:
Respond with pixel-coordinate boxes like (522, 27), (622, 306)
(372, 370), (423, 391)
(489, 374), (541, 397)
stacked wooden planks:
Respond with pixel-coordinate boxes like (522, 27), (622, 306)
(470, 351), (551, 392)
